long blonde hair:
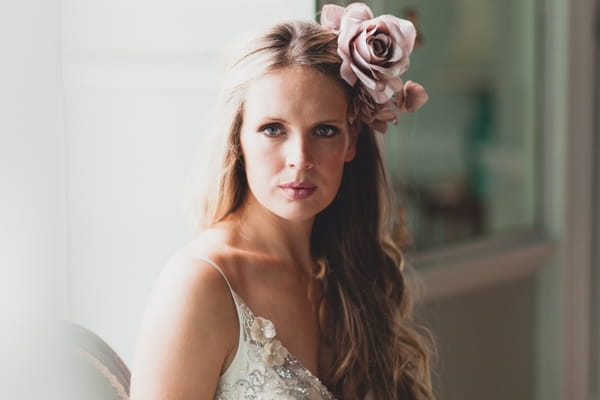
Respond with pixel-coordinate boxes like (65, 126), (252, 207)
(191, 20), (435, 400)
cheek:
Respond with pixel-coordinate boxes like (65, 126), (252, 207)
(319, 139), (352, 168)
(319, 149), (348, 185)
(241, 136), (280, 182)
(241, 130), (277, 158)
(324, 152), (347, 169)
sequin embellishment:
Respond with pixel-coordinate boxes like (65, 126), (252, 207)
(214, 293), (336, 400)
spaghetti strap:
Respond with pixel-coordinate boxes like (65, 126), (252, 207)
(195, 256), (238, 303)
(193, 256), (249, 383)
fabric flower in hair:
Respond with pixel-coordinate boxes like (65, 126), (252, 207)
(355, 79), (429, 131)
(397, 80), (429, 113)
(354, 86), (398, 133)
(321, 2), (428, 132)
(250, 317), (277, 344)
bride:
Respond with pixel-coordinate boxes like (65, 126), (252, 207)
(130, 3), (435, 399)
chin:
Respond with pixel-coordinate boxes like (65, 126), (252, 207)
(271, 208), (319, 222)
(270, 199), (334, 222)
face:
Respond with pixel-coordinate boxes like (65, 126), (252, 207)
(239, 65), (357, 222)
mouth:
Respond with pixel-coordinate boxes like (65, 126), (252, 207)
(279, 182), (317, 200)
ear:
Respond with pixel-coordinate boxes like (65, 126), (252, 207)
(344, 122), (359, 162)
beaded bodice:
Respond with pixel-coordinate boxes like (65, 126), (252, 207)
(199, 257), (336, 400)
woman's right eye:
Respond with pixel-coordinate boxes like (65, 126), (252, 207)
(260, 124), (283, 137)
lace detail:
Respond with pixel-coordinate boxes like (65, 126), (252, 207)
(214, 293), (336, 400)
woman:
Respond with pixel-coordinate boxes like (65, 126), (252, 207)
(130, 3), (434, 399)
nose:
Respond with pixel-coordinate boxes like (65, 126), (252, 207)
(285, 134), (314, 170)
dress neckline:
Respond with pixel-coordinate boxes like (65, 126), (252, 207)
(195, 255), (336, 399)
(229, 289), (336, 399)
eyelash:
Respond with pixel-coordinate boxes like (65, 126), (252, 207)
(315, 125), (339, 138)
(258, 124), (340, 138)
(261, 124), (283, 137)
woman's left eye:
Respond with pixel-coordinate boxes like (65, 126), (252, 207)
(315, 125), (339, 137)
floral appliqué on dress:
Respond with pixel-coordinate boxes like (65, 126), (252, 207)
(214, 293), (336, 400)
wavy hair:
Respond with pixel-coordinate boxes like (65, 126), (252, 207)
(190, 20), (435, 400)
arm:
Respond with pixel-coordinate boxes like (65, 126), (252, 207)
(129, 256), (238, 400)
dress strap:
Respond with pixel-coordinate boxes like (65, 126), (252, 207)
(194, 256), (247, 379)
(195, 256), (238, 304)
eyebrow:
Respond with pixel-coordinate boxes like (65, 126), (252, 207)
(259, 117), (346, 125)
(317, 119), (346, 125)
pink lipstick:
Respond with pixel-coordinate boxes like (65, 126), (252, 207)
(279, 182), (317, 200)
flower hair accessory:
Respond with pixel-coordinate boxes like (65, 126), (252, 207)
(320, 2), (429, 133)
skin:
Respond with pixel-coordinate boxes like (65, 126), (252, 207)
(130, 65), (356, 399)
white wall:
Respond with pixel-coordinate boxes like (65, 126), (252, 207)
(0, 1), (68, 397)
(0, 0), (67, 330)
(60, 0), (314, 365)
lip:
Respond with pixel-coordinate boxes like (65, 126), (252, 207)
(279, 182), (316, 189)
(279, 182), (317, 200)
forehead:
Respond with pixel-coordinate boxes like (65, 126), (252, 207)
(243, 66), (349, 123)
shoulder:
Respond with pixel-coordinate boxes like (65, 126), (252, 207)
(155, 224), (240, 318)
(154, 253), (234, 318)
(129, 240), (239, 399)
(170, 224), (249, 288)
(172, 224), (238, 263)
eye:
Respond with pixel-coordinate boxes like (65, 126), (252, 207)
(260, 123), (284, 137)
(315, 125), (339, 138)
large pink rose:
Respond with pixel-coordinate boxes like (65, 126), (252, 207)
(321, 2), (429, 132)
(321, 3), (417, 104)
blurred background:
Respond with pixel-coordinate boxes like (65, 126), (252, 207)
(0, 0), (597, 399)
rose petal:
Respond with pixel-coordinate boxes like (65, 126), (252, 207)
(375, 15), (416, 52)
(352, 36), (376, 71)
(399, 80), (429, 112)
(370, 63), (402, 80)
(371, 16), (416, 68)
(386, 77), (405, 93)
(355, 29), (376, 63)
(350, 61), (376, 89)
(320, 4), (345, 32)
(363, 82), (396, 104)
(337, 17), (366, 55)
(368, 33), (391, 60)
(338, 49), (358, 86)
(382, 85), (397, 102)
(343, 2), (374, 21)
(384, 42), (404, 65)
(370, 19), (390, 36)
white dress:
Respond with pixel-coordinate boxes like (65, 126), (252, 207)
(198, 257), (336, 400)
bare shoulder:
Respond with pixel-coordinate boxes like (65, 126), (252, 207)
(172, 224), (237, 260)
(129, 232), (239, 400)
(170, 224), (247, 285)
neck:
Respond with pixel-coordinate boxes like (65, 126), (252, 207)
(230, 194), (316, 275)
